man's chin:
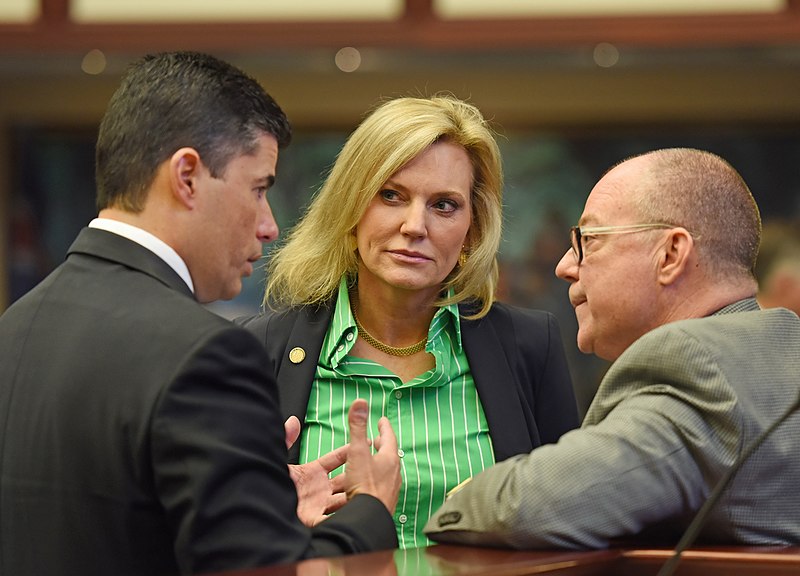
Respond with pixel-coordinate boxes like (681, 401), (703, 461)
(575, 326), (592, 353)
(211, 282), (244, 303)
(225, 283), (244, 302)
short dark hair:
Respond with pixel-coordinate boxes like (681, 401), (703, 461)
(95, 51), (291, 211)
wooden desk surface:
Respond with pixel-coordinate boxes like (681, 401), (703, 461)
(211, 545), (800, 576)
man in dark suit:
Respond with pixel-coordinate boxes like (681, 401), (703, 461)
(0, 51), (400, 576)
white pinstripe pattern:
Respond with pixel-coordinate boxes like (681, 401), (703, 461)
(299, 279), (494, 548)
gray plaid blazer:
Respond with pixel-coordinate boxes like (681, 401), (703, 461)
(426, 298), (800, 548)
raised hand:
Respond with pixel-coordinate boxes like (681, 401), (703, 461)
(340, 399), (401, 513)
(288, 445), (349, 526)
(285, 415), (347, 527)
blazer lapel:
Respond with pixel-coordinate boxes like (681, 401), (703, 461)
(460, 306), (537, 460)
(274, 304), (334, 463)
(278, 301), (539, 462)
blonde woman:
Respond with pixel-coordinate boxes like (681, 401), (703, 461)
(239, 95), (578, 548)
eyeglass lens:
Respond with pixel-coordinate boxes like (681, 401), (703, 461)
(570, 227), (582, 263)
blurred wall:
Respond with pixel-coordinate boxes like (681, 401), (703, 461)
(4, 1), (800, 412)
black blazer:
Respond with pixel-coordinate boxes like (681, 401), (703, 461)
(0, 228), (396, 576)
(239, 299), (579, 464)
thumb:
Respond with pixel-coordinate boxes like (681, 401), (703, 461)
(284, 415), (302, 450)
(348, 399), (370, 448)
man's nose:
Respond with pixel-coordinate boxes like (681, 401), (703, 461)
(555, 248), (578, 282)
(258, 200), (279, 244)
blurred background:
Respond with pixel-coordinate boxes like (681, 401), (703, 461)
(3, 0), (800, 414)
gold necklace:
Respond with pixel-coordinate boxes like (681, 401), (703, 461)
(349, 289), (427, 357)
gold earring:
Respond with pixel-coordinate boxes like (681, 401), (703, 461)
(459, 249), (467, 267)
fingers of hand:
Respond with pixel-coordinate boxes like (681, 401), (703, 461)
(315, 444), (349, 474)
(287, 463), (303, 484)
(330, 473), (347, 494)
(376, 416), (398, 453)
(325, 493), (347, 514)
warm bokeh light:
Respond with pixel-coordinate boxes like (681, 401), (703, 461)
(594, 43), (620, 68)
(81, 50), (107, 75)
(335, 47), (362, 73)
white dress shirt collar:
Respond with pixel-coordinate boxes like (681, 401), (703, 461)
(88, 218), (194, 294)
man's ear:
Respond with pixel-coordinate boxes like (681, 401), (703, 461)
(169, 147), (202, 209)
(658, 227), (694, 286)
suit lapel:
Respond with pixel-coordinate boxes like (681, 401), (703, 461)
(68, 227), (194, 298)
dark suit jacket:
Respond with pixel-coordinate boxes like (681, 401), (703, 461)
(0, 228), (396, 576)
(238, 299), (579, 464)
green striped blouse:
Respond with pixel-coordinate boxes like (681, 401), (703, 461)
(299, 277), (495, 548)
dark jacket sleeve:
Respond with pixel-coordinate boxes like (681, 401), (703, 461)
(151, 326), (396, 574)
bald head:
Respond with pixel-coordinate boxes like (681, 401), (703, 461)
(627, 148), (761, 283)
(556, 148), (762, 360)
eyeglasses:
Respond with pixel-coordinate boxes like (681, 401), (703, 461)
(569, 223), (675, 264)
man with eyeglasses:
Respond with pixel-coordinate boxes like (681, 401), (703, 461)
(426, 148), (800, 549)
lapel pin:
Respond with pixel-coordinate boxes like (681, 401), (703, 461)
(288, 347), (306, 364)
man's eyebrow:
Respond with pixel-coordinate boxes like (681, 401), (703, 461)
(257, 175), (276, 188)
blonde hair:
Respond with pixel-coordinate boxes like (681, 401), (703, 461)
(264, 95), (503, 318)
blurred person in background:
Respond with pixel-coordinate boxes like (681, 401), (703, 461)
(755, 218), (800, 315)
